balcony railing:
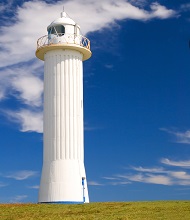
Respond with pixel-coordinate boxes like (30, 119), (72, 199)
(37, 34), (90, 50)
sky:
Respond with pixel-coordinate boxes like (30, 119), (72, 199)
(0, 0), (190, 203)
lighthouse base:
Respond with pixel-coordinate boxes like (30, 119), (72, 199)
(38, 160), (89, 203)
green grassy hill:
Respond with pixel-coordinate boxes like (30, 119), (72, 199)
(0, 201), (190, 220)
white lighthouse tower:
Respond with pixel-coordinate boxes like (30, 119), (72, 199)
(35, 10), (91, 203)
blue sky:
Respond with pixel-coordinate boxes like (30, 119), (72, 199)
(0, 0), (190, 203)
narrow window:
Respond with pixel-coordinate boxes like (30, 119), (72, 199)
(56, 25), (65, 36)
(48, 27), (52, 35)
(48, 25), (65, 36)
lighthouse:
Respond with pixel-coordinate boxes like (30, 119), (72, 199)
(35, 10), (91, 203)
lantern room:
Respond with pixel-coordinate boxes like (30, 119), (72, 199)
(36, 10), (91, 61)
(47, 11), (81, 44)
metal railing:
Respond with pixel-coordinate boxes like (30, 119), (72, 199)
(37, 33), (90, 50)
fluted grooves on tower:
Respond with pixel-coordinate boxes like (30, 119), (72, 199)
(44, 50), (83, 162)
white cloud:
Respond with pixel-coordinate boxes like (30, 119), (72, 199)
(118, 173), (143, 182)
(0, 60), (43, 106)
(160, 128), (190, 144)
(105, 64), (114, 69)
(180, 3), (190, 11)
(170, 171), (190, 180)
(161, 158), (190, 168)
(88, 181), (104, 186)
(0, 182), (8, 187)
(128, 0), (147, 8)
(10, 195), (28, 203)
(0, 3), (8, 13)
(5, 170), (38, 180)
(132, 166), (167, 173)
(0, 0), (177, 68)
(0, 90), (5, 100)
(84, 122), (101, 131)
(102, 177), (119, 180)
(110, 181), (130, 185)
(102, 176), (130, 185)
(11, 74), (43, 107)
(178, 180), (190, 186)
(6, 109), (43, 133)
(116, 171), (190, 186)
(106, 160), (190, 186)
(0, 0), (177, 133)
(149, 2), (176, 19)
(117, 173), (172, 185)
(0, 60), (43, 132)
(28, 185), (39, 189)
(131, 166), (190, 184)
(0, 0), (13, 13)
(144, 174), (172, 185)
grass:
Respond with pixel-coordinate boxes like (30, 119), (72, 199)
(0, 201), (190, 220)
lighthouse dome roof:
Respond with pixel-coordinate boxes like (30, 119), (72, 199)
(47, 11), (77, 30)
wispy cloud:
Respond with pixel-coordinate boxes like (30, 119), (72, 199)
(0, 60), (43, 132)
(104, 64), (114, 69)
(0, 60), (43, 103)
(170, 171), (190, 180)
(109, 181), (131, 186)
(0, 182), (8, 188)
(161, 158), (190, 168)
(5, 170), (38, 180)
(11, 72), (43, 107)
(0, 1), (178, 133)
(0, 0), (14, 14)
(149, 3), (176, 19)
(103, 157), (190, 186)
(131, 166), (167, 173)
(6, 109), (43, 133)
(128, 0), (148, 8)
(116, 171), (190, 186)
(102, 177), (119, 180)
(0, 1), (177, 68)
(27, 185), (39, 189)
(0, 60), (43, 104)
(88, 181), (104, 186)
(160, 128), (190, 144)
(10, 195), (28, 203)
(102, 176), (130, 185)
(84, 123), (102, 131)
(116, 173), (171, 185)
(180, 3), (190, 11)
(144, 174), (172, 185)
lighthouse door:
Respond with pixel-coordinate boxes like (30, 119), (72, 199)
(82, 177), (85, 203)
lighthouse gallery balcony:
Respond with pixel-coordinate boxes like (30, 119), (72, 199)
(36, 33), (91, 61)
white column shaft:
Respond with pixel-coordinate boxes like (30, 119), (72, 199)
(44, 50), (84, 161)
(39, 49), (88, 203)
